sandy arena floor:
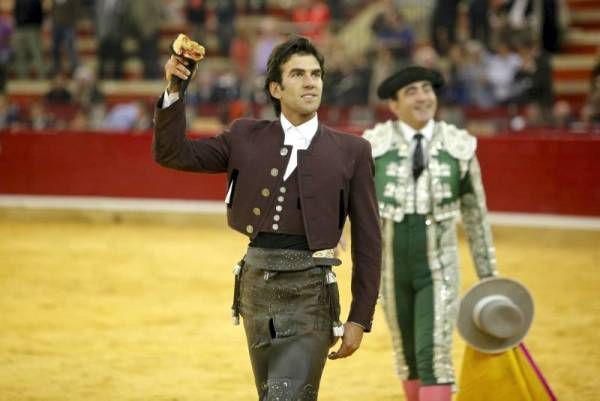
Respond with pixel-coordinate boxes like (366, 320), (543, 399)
(0, 213), (598, 400)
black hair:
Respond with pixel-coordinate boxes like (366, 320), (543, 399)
(264, 36), (325, 116)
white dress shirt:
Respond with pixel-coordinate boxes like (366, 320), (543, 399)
(280, 113), (318, 180)
(161, 90), (179, 108)
(399, 119), (434, 163)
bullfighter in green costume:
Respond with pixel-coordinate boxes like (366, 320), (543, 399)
(363, 66), (498, 401)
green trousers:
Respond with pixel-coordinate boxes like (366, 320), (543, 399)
(381, 214), (456, 385)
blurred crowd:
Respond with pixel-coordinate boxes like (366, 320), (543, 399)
(1, 0), (600, 133)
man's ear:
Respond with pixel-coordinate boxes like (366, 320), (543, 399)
(269, 81), (282, 99)
(387, 99), (399, 116)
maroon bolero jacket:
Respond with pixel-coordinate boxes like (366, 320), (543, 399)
(153, 98), (382, 331)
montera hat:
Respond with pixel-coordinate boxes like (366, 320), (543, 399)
(377, 66), (444, 99)
(457, 277), (534, 354)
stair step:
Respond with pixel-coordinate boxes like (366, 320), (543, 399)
(567, 0), (600, 11)
(553, 69), (592, 80)
(571, 9), (600, 21)
(561, 43), (599, 55)
(555, 93), (587, 105)
(571, 21), (600, 30)
(555, 80), (588, 94)
(554, 54), (597, 69)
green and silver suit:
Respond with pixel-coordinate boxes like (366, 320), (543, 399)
(364, 120), (497, 385)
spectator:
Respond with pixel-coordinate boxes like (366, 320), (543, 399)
(95, 0), (127, 79)
(0, 16), (12, 92)
(229, 25), (253, 83)
(580, 61), (600, 127)
(497, 1), (537, 50)
(252, 18), (282, 77)
(102, 101), (150, 131)
(28, 100), (51, 131)
(0, 94), (19, 130)
(368, 47), (395, 105)
(210, 68), (242, 104)
(439, 45), (467, 105)
(540, 0), (564, 53)
(486, 40), (522, 105)
(242, 0), (267, 14)
(327, 0), (344, 28)
(291, 0), (331, 43)
(51, 0), (81, 76)
(215, 0), (237, 56)
(186, 0), (208, 43)
(187, 69), (216, 106)
(469, 0), (492, 49)
(412, 45), (441, 70)
(45, 74), (73, 104)
(430, 0), (460, 56)
(462, 40), (495, 108)
(68, 109), (90, 131)
(371, 1), (415, 66)
(72, 65), (105, 108)
(332, 52), (372, 106)
(87, 103), (107, 130)
(12, 0), (45, 79)
(551, 100), (576, 129)
(512, 38), (554, 110)
(129, 0), (163, 79)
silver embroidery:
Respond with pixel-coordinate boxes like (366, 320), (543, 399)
(297, 384), (318, 401)
(266, 378), (292, 401)
(380, 219), (410, 380)
(427, 220), (458, 384)
(460, 158), (497, 278)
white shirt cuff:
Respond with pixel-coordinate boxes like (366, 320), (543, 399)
(161, 89), (180, 108)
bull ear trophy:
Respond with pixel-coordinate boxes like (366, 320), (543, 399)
(170, 34), (205, 95)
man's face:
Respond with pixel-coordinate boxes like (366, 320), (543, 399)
(388, 80), (437, 130)
(270, 53), (323, 125)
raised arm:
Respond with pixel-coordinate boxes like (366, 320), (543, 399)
(152, 53), (230, 173)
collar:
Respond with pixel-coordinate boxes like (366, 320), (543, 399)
(399, 119), (435, 143)
(280, 113), (319, 146)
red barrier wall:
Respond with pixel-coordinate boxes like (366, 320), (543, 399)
(1, 131), (599, 216)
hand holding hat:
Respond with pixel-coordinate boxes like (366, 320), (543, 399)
(457, 277), (534, 354)
(167, 34), (205, 95)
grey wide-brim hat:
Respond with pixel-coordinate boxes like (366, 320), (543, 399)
(458, 277), (534, 354)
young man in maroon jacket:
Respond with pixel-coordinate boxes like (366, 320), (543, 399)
(153, 36), (381, 400)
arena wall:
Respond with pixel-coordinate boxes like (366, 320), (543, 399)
(1, 131), (599, 216)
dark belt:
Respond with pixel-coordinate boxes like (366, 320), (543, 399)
(244, 247), (342, 271)
(231, 247), (344, 337)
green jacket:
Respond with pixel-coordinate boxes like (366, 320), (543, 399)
(363, 120), (497, 279)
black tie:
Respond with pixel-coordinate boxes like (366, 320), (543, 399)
(412, 133), (424, 180)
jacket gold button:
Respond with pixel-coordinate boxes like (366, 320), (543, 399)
(272, 223), (279, 230)
(275, 205), (283, 212)
(277, 196), (284, 202)
(261, 188), (270, 197)
(252, 208), (261, 216)
(279, 187), (287, 193)
(246, 225), (254, 234)
(271, 168), (279, 177)
(273, 214), (280, 221)
(280, 147), (288, 156)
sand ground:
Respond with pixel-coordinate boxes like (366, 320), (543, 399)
(1, 212), (598, 400)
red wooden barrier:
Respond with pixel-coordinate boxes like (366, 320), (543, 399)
(1, 130), (599, 216)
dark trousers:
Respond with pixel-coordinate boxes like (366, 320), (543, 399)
(239, 263), (333, 401)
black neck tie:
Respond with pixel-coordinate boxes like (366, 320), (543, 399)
(412, 133), (424, 180)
